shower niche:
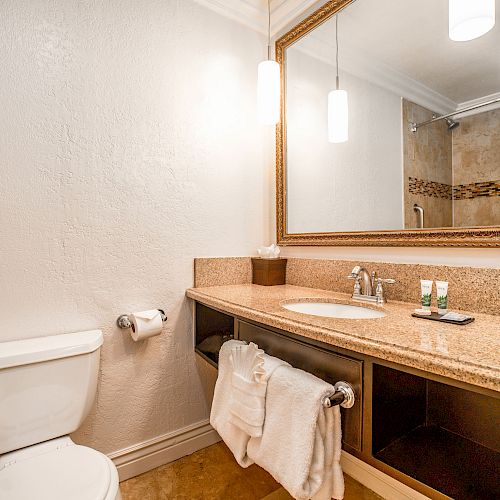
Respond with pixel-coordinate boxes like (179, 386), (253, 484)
(371, 364), (500, 500)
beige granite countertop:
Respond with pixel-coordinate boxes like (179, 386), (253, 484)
(187, 284), (500, 393)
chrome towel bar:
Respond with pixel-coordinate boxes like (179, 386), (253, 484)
(322, 381), (355, 409)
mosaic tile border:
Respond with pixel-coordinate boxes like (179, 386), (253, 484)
(409, 177), (500, 201)
(453, 180), (500, 200)
(408, 177), (452, 199)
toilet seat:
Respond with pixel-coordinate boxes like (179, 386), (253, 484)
(0, 437), (118, 500)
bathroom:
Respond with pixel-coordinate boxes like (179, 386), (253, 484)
(0, 0), (499, 499)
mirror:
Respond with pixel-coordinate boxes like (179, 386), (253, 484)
(276, 0), (500, 246)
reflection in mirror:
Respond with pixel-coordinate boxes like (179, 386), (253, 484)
(285, 0), (499, 234)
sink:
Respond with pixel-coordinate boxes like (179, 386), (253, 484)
(282, 301), (386, 319)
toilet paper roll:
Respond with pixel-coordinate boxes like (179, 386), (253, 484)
(129, 309), (163, 341)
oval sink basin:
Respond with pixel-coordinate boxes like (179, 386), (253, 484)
(282, 301), (386, 319)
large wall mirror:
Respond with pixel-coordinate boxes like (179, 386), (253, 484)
(276, 0), (500, 246)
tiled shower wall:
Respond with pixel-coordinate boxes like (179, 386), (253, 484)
(452, 108), (500, 227)
(403, 100), (453, 228)
(403, 101), (499, 228)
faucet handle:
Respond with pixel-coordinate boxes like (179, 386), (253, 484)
(352, 276), (362, 296)
(378, 278), (396, 285)
(375, 278), (396, 304)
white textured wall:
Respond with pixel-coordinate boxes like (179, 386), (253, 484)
(286, 47), (403, 233)
(0, 0), (268, 454)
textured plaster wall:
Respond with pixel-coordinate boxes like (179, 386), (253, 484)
(0, 0), (268, 454)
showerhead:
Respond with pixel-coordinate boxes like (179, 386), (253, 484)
(445, 117), (459, 130)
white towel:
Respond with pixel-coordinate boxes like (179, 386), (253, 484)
(210, 340), (254, 467)
(229, 343), (289, 437)
(247, 365), (345, 500)
(210, 340), (290, 465)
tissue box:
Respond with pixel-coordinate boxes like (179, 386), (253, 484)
(251, 258), (287, 286)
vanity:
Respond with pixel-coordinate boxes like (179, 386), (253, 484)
(188, 281), (499, 500)
(189, 0), (499, 496)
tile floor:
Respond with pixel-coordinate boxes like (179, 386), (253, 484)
(120, 442), (383, 500)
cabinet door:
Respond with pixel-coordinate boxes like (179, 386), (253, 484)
(238, 320), (363, 452)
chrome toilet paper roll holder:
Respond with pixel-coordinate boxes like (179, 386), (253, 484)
(116, 309), (168, 329)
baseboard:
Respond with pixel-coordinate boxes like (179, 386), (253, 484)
(108, 420), (221, 481)
(109, 422), (430, 497)
(340, 451), (430, 500)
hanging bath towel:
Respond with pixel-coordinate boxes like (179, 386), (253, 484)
(247, 365), (344, 500)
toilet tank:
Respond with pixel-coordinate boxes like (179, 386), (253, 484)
(0, 330), (103, 454)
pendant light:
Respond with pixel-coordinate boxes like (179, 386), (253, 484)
(257, 0), (280, 125)
(449, 0), (495, 41)
(328, 15), (348, 143)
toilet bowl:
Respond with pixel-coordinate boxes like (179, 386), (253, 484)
(0, 437), (121, 500)
(0, 330), (122, 499)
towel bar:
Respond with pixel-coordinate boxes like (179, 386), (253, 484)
(233, 340), (355, 409)
(322, 381), (355, 409)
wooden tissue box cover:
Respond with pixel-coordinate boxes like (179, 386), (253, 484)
(251, 257), (287, 286)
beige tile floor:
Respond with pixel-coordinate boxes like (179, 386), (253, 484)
(120, 442), (383, 500)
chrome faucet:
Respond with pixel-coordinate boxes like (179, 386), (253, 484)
(348, 266), (395, 305)
(348, 266), (373, 296)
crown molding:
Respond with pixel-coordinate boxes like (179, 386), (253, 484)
(271, 0), (320, 33)
(294, 33), (457, 114)
(193, 0), (266, 34)
(455, 91), (500, 118)
(193, 0), (318, 35)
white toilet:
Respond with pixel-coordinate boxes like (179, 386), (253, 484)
(0, 330), (122, 500)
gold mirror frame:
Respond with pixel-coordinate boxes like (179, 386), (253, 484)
(275, 0), (500, 247)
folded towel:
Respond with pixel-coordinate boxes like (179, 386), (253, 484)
(229, 343), (289, 437)
(210, 340), (254, 467)
(247, 365), (344, 500)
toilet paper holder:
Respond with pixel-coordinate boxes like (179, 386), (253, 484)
(116, 309), (168, 329)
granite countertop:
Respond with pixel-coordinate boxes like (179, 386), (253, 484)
(186, 284), (500, 393)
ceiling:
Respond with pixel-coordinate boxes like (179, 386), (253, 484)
(294, 0), (500, 104)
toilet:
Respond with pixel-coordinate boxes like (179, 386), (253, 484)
(0, 330), (121, 500)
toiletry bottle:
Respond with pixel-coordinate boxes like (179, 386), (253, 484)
(420, 280), (433, 311)
(436, 281), (448, 315)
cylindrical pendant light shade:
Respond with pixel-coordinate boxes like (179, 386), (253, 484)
(257, 60), (280, 125)
(449, 0), (495, 41)
(328, 89), (348, 143)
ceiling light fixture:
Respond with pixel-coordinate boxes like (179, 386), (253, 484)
(328, 15), (348, 143)
(257, 0), (280, 125)
(449, 0), (495, 41)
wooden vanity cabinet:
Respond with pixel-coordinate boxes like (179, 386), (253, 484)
(193, 302), (500, 500)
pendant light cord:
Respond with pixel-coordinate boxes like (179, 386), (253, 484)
(336, 15), (339, 90)
(267, 0), (271, 60)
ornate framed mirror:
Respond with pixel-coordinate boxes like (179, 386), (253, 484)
(276, 0), (500, 246)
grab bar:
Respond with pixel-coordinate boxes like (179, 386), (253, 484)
(322, 381), (355, 408)
(413, 203), (424, 228)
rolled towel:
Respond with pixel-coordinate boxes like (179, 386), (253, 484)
(247, 365), (345, 500)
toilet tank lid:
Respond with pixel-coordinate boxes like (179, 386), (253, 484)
(0, 330), (103, 369)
